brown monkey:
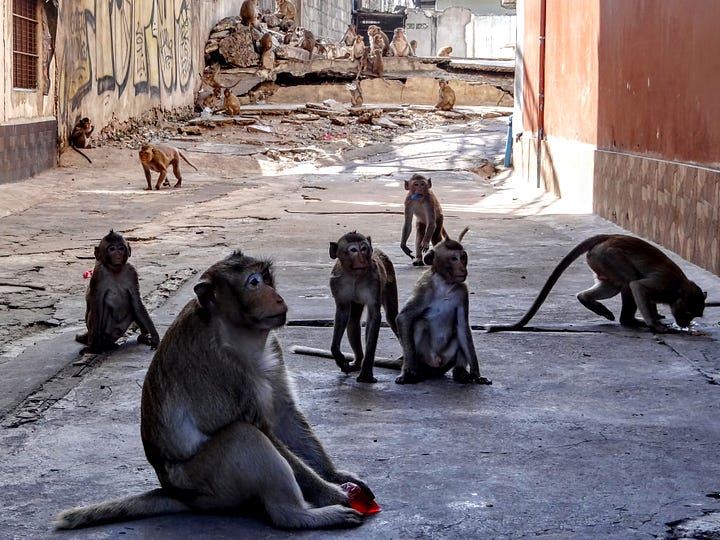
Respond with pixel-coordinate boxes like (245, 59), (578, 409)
(367, 25), (390, 56)
(410, 39), (418, 55)
(298, 28), (316, 55)
(224, 88), (242, 115)
(400, 173), (447, 266)
(389, 28), (414, 57)
(56, 251), (371, 530)
(341, 23), (357, 47)
(258, 31), (273, 54)
(276, 0), (297, 21)
(139, 144), (198, 190)
(329, 232), (400, 383)
(396, 228), (491, 385)
(75, 230), (159, 353)
(435, 79), (456, 111)
(240, 0), (259, 27)
(352, 35), (368, 78)
(347, 80), (363, 107)
(437, 45), (453, 57)
(70, 117), (94, 163)
(369, 48), (385, 79)
(202, 86), (222, 110)
(487, 234), (707, 333)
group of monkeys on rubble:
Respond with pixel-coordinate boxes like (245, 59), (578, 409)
(54, 170), (709, 530)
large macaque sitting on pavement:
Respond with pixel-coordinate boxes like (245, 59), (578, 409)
(487, 234), (707, 333)
(57, 250), (372, 530)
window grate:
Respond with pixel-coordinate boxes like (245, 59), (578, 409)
(13, 0), (38, 90)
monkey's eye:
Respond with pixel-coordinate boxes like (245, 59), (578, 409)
(245, 272), (264, 289)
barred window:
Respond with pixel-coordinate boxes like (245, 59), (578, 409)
(13, 0), (39, 90)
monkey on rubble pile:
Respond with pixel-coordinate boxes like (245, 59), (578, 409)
(435, 79), (456, 111)
(341, 23), (357, 47)
(352, 34), (368, 78)
(70, 117), (94, 163)
(396, 228), (492, 385)
(437, 45), (453, 57)
(240, 0), (259, 27)
(487, 234), (707, 333)
(139, 143), (198, 190)
(347, 80), (363, 107)
(389, 28), (414, 57)
(329, 232), (400, 383)
(400, 173), (447, 266)
(56, 250), (373, 530)
(75, 230), (159, 354)
(224, 88), (242, 115)
(275, 0), (297, 22)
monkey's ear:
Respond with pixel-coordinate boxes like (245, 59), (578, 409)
(366, 236), (373, 248)
(126, 243), (132, 258)
(194, 281), (215, 310)
(423, 249), (435, 265)
(426, 177), (432, 188)
(329, 242), (339, 259)
(94, 246), (101, 260)
(404, 180), (410, 191)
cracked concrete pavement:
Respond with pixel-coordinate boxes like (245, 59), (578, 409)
(1, 107), (720, 539)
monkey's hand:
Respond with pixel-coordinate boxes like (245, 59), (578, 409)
(138, 333), (160, 349)
(453, 367), (492, 385)
(395, 369), (420, 384)
(401, 243), (414, 259)
(337, 472), (375, 500)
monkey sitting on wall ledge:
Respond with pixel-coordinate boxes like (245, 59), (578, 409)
(487, 234), (707, 333)
(75, 230), (159, 353)
(56, 250), (373, 530)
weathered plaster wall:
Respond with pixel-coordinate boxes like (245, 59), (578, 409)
(55, 0), (241, 142)
(302, 0), (352, 43)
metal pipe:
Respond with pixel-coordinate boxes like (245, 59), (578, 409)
(536, 0), (547, 187)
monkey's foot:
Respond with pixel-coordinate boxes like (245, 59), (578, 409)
(619, 316), (647, 328)
(412, 259), (425, 267)
(356, 373), (377, 383)
(453, 368), (492, 385)
(395, 371), (420, 384)
(173, 181), (182, 188)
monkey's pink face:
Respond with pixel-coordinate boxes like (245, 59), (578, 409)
(343, 242), (372, 274)
(409, 180), (429, 197)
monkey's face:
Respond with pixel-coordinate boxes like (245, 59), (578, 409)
(343, 241), (372, 275)
(406, 176), (430, 198)
(429, 244), (468, 285)
(105, 241), (130, 272)
(196, 260), (288, 330)
(139, 150), (152, 163)
(672, 283), (706, 328)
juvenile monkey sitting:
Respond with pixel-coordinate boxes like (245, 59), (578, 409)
(435, 79), (456, 111)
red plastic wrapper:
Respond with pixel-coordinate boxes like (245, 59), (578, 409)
(83, 269), (94, 279)
(341, 482), (381, 515)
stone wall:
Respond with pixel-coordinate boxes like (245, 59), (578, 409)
(0, 120), (57, 184)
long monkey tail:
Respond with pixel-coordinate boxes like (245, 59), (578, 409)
(486, 234), (614, 332)
(179, 152), (199, 171)
(54, 488), (189, 530)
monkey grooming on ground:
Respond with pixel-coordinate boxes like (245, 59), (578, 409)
(75, 230), (159, 354)
(329, 232), (400, 383)
(70, 117), (94, 163)
(224, 88), (242, 115)
(400, 173), (447, 266)
(396, 228), (491, 385)
(56, 250), (372, 530)
(437, 46), (453, 57)
(139, 144), (198, 190)
(487, 234), (707, 333)
(435, 79), (456, 111)
(389, 28), (414, 57)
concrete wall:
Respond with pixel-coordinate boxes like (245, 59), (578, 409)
(301, 0), (353, 42)
(437, 0), (515, 16)
(514, 0), (720, 275)
(406, 7), (516, 59)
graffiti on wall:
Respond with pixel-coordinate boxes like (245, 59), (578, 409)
(63, 0), (193, 118)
